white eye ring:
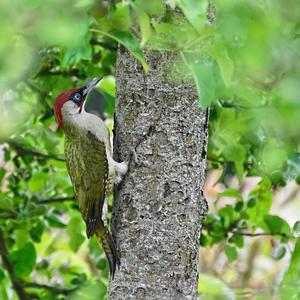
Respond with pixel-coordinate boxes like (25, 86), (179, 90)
(74, 93), (81, 100)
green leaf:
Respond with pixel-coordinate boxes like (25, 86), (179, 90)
(29, 221), (45, 243)
(61, 44), (92, 67)
(151, 22), (200, 50)
(0, 269), (5, 283)
(273, 246), (286, 260)
(198, 274), (235, 299)
(263, 215), (291, 235)
(284, 154), (300, 181)
(69, 280), (106, 299)
(219, 188), (242, 200)
(28, 171), (47, 193)
(99, 75), (116, 97)
(102, 91), (115, 116)
(280, 239), (300, 298)
(219, 205), (238, 229)
(246, 178), (272, 227)
(46, 215), (66, 228)
(181, 52), (216, 108)
(0, 193), (13, 211)
(235, 201), (244, 212)
(139, 12), (151, 47)
(9, 243), (36, 277)
(229, 234), (244, 248)
(211, 222), (225, 241)
(206, 37), (234, 86)
(67, 216), (85, 252)
(134, 0), (163, 16)
(224, 245), (238, 263)
(293, 221), (300, 235)
(71, 273), (87, 285)
(93, 30), (148, 72)
(247, 195), (257, 208)
(177, 0), (208, 32)
(260, 139), (289, 174)
(15, 229), (29, 249)
(96, 258), (107, 270)
(200, 234), (213, 246)
(0, 168), (5, 184)
(73, 0), (96, 10)
(113, 3), (132, 30)
(223, 144), (246, 182)
(88, 236), (104, 256)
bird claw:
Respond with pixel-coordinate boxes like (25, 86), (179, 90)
(113, 160), (128, 184)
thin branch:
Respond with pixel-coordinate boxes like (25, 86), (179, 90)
(0, 214), (17, 220)
(38, 196), (75, 204)
(0, 208), (18, 219)
(203, 223), (293, 239)
(25, 282), (77, 295)
(233, 231), (292, 238)
(7, 140), (65, 162)
(0, 229), (29, 300)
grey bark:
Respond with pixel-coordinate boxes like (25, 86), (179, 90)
(109, 47), (209, 300)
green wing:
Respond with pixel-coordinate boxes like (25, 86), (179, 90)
(65, 130), (108, 238)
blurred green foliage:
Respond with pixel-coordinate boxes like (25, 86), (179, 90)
(0, 0), (300, 299)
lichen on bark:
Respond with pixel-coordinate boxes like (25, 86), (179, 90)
(109, 46), (209, 299)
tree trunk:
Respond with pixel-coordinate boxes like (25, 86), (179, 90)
(110, 47), (209, 299)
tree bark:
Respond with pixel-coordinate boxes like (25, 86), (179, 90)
(110, 47), (209, 299)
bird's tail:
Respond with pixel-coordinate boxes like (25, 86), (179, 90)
(95, 221), (120, 278)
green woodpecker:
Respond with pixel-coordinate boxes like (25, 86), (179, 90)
(54, 78), (127, 277)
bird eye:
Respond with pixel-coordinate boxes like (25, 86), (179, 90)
(73, 93), (81, 101)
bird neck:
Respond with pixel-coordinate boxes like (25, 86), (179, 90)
(62, 109), (86, 136)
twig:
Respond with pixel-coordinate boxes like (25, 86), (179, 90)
(7, 140), (65, 162)
(203, 223), (293, 239)
(0, 208), (18, 219)
(0, 229), (29, 300)
(234, 231), (291, 238)
(38, 196), (75, 204)
(25, 282), (77, 295)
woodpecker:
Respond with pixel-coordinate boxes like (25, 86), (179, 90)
(54, 78), (127, 277)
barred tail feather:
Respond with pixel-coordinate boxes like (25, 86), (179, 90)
(95, 221), (120, 278)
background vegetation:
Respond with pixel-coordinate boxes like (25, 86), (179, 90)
(0, 0), (300, 299)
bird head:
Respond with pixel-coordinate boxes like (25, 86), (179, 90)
(54, 77), (101, 130)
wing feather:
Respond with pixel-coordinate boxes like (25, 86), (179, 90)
(65, 130), (108, 238)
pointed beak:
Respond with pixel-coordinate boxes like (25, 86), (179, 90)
(79, 77), (102, 113)
(82, 77), (102, 97)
